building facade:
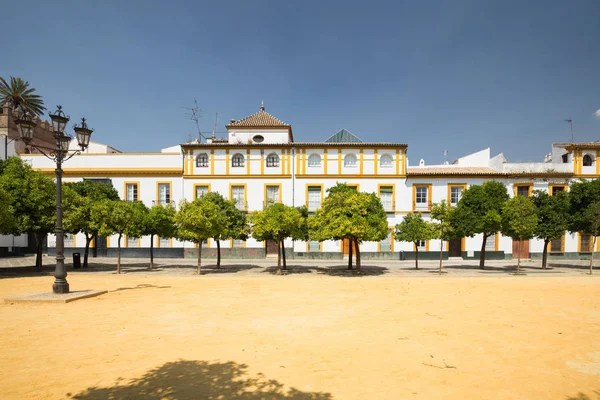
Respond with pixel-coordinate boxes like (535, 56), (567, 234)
(20, 104), (600, 260)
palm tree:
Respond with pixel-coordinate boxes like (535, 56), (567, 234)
(0, 76), (46, 117)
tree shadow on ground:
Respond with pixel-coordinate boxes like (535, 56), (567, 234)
(547, 262), (596, 271)
(565, 390), (600, 400)
(0, 266), (54, 279)
(66, 359), (333, 400)
(198, 265), (262, 275)
(262, 265), (388, 277)
(112, 284), (172, 292)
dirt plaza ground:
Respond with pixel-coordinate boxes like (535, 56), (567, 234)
(1, 256), (599, 399)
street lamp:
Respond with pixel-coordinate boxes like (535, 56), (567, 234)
(14, 105), (93, 294)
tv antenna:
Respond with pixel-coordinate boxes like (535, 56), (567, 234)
(212, 112), (219, 139)
(443, 149), (448, 164)
(564, 119), (574, 143)
(183, 99), (205, 142)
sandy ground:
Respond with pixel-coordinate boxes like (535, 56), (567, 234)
(1, 259), (599, 399)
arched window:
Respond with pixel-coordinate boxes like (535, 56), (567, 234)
(232, 153), (245, 167)
(266, 153), (280, 167)
(308, 154), (321, 167)
(583, 154), (593, 167)
(196, 153), (208, 168)
(379, 154), (393, 168)
(344, 154), (357, 167)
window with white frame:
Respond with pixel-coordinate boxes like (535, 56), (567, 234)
(196, 153), (209, 168)
(379, 186), (393, 211)
(379, 154), (393, 168)
(485, 234), (496, 251)
(308, 153), (321, 167)
(380, 230), (392, 252)
(266, 153), (280, 167)
(232, 239), (245, 248)
(195, 185), (209, 199)
(125, 183), (138, 201)
(450, 186), (463, 205)
(344, 154), (357, 167)
(63, 234), (74, 247)
(159, 237), (171, 248)
(307, 186), (322, 211)
(231, 186), (245, 210)
(231, 153), (245, 168)
(415, 186), (428, 209)
(158, 183), (171, 206)
(416, 240), (426, 250)
(583, 154), (593, 167)
(309, 240), (320, 252)
(266, 185), (280, 204)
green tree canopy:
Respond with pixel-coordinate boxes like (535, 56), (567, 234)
(531, 190), (570, 269)
(0, 189), (15, 235)
(431, 200), (457, 273)
(0, 76), (46, 116)
(452, 181), (509, 268)
(309, 183), (388, 273)
(0, 157), (55, 269)
(394, 212), (437, 270)
(502, 196), (538, 273)
(568, 179), (600, 274)
(175, 199), (226, 274)
(143, 204), (177, 268)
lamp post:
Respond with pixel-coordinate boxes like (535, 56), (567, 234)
(14, 105), (93, 294)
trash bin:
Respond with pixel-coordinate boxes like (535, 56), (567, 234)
(73, 253), (81, 269)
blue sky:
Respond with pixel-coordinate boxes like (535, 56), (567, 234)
(3, 0), (599, 163)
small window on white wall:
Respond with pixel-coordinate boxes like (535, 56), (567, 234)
(266, 153), (280, 167)
(308, 154), (321, 167)
(380, 154), (393, 168)
(583, 154), (593, 167)
(232, 153), (245, 167)
(344, 154), (357, 167)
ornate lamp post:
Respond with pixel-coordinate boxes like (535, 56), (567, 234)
(14, 105), (93, 294)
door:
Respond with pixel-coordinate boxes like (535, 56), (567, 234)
(512, 240), (529, 259)
(449, 238), (462, 257)
(266, 240), (279, 256)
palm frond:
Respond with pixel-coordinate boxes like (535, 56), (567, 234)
(0, 75), (46, 116)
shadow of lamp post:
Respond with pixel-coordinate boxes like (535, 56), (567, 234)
(14, 105), (93, 294)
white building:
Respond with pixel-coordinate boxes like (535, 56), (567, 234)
(20, 104), (600, 261)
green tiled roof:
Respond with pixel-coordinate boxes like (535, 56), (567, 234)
(325, 129), (362, 143)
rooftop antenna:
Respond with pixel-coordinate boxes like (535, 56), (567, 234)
(564, 119), (573, 143)
(183, 99), (205, 142)
(212, 112), (219, 139)
(443, 149), (448, 164)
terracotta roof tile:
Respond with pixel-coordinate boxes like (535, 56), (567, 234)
(408, 167), (504, 176)
(226, 107), (290, 128)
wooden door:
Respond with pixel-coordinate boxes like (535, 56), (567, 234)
(449, 238), (462, 257)
(512, 240), (529, 259)
(266, 240), (279, 256)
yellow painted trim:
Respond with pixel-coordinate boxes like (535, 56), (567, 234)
(210, 150), (215, 175)
(72, 234), (76, 248)
(229, 183), (248, 211)
(337, 149), (342, 173)
(293, 174), (405, 179)
(513, 182), (534, 197)
(323, 149), (328, 175)
(302, 149), (307, 175)
(90, 237), (95, 248)
(374, 149), (378, 175)
(597, 150), (600, 175)
(264, 183), (283, 207)
(37, 168), (182, 177)
(426, 240), (430, 252)
(377, 184), (395, 212)
(183, 150), (188, 175)
(413, 184), (432, 211)
(188, 150), (193, 176)
(395, 149), (400, 175)
(226, 150), (230, 175)
(261, 150), (265, 175)
(305, 183), (324, 209)
(106, 237), (110, 248)
(359, 149), (364, 175)
(193, 184), (212, 200)
(548, 183), (568, 196)
(156, 181), (173, 206)
(246, 149), (251, 175)
(447, 183), (467, 206)
(184, 174), (292, 179)
(401, 149), (405, 175)
(281, 150), (286, 175)
(123, 181), (140, 201)
(347, 183), (360, 192)
(287, 149), (291, 175)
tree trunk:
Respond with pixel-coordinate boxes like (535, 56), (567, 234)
(197, 241), (203, 275)
(117, 234), (122, 274)
(355, 238), (361, 273)
(281, 238), (287, 270)
(277, 235), (282, 275)
(84, 234), (91, 268)
(517, 239), (521, 274)
(439, 238), (443, 274)
(479, 234), (487, 269)
(347, 238), (353, 270)
(542, 239), (549, 269)
(590, 236), (596, 275)
(35, 232), (44, 271)
(414, 243), (419, 270)
(92, 234), (98, 258)
(216, 239), (221, 269)
(150, 234), (154, 269)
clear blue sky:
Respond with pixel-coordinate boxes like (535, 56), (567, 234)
(3, 0), (599, 163)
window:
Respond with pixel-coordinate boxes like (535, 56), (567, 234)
(158, 183), (171, 206)
(379, 186), (394, 212)
(63, 234), (74, 247)
(485, 234), (496, 251)
(252, 135), (264, 143)
(379, 154), (393, 168)
(415, 186), (428, 209)
(415, 240), (426, 251)
(516, 185), (530, 197)
(450, 186), (463, 205)
(550, 236), (563, 252)
(232, 239), (245, 248)
(307, 186), (322, 211)
(232, 153), (245, 168)
(231, 185), (245, 210)
(308, 240), (320, 252)
(580, 233), (592, 252)
(380, 230), (392, 252)
(583, 154), (593, 167)
(195, 185), (209, 199)
(551, 185), (566, 196)
(265, 185), (280, 205)
(344, 154), (357, 167)
(125, 183), (138, 201)
(266, 153), (280, 167)
(308, 154), (321, 167)
(562, 154), (568, 163)
(196, 153), (208, 168)
(159, 237), (171, 248)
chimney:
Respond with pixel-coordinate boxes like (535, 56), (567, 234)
(230, 119), (235, 124)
